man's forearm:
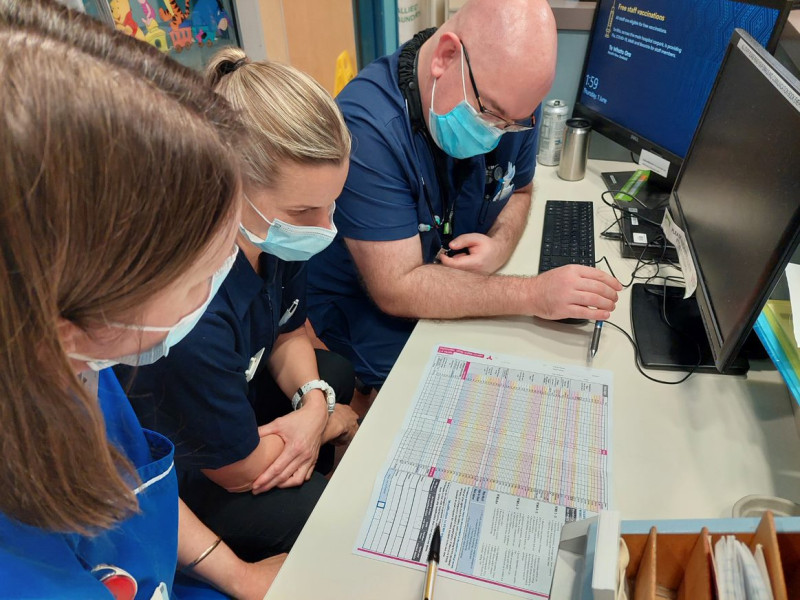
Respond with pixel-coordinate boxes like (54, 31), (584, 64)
(486, 186), (532, 259)
(378, 263), (537, 320)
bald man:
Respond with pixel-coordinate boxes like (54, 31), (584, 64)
(307, 0), (622, 388)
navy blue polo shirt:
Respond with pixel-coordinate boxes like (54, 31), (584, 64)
(118, 250), (306, 472)
(307, 45), (539, 387)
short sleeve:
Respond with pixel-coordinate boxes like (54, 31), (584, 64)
(118, 312), (259, 471)
(334, 95), (420, 242)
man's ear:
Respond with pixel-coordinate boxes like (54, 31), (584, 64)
(429, 32), (461, 79)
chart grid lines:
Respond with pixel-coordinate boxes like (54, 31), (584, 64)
(391, 347), (611, 512)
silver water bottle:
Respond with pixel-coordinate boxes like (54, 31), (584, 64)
(557, 118), (592, 181)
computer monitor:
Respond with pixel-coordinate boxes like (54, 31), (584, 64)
(631, 28), (800, 374)
(574, 0), (791, 194)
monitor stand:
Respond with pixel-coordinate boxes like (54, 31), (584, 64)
(630, 283), (750, 375)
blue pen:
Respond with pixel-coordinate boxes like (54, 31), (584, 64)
(590, 321), (603, 358)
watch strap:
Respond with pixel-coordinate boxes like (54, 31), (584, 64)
(291, 379), (335, 414)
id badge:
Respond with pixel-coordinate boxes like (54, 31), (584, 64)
(491, 162), (516, 202)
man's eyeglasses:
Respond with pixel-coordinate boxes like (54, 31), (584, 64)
(461, 42), (536, 133)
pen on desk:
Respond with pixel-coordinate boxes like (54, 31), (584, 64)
(423, 526), (440, 600)
(590, 320), (603, 358)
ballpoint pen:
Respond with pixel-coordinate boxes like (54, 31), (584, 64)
(590, 320), (603, 358)
(423, 526), (440, 600)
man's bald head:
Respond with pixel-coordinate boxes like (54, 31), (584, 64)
(419, 0), (557, 127)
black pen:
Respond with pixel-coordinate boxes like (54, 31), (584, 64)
(423, 526), (440, 600)
(590, 320), (603, 358)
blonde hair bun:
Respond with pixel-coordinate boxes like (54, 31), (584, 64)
(205, 48), (351, 189)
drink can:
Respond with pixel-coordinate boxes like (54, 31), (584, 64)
(537, 99), (570, 166)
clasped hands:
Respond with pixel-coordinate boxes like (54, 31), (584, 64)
(251, 399), (358, 494)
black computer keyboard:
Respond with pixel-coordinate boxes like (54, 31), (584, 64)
(538, 200), (595, 273)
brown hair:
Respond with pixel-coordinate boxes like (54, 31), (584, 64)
(0, 0), (233, 127)
(205, 47), (351, 189)
(0, 26), (241, 534)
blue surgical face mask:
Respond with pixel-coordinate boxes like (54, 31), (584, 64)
(69, 247), (238, 371)
(239, 196), (337, 262)
(428, 45), (504, 159)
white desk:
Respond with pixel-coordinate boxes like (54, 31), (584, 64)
(265, 159), (800, 599)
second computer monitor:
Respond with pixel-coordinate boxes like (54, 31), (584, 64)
(632, 28), (800, 374)
(574, 0), (791, 187)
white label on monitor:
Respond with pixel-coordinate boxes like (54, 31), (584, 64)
(738, 39), (800, 113)
(638, 149), (670, 178)
(633, 233), (648, 244)
(630, 217), (639, 226)
(661, 210), (697, 299)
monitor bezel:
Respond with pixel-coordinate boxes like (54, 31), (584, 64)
(573, 0), (792, 189)
(670, 28), (800, 372)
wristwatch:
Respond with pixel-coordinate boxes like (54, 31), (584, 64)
(291, 379), (336, 414)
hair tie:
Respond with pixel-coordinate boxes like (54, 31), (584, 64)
(219, 57), (247, 77)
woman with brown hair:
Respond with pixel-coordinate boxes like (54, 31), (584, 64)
(119, 47), (360, 562)
(0, 5), (278, 598)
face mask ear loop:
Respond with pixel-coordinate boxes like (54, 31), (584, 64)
(459, 43), (468, 102)
(430, 74), (438, 113)
(244, 193), (274, 227)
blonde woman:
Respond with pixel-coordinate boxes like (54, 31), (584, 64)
(0, 3), (282, 597)
(119, 48), (360, 562)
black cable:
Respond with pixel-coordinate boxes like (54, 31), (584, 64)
(604, 321), (697, 384)
(597, 231), (669, 289)
(604, 186), (649, 209)
(596, 188), (699, 385)
(599, 190), (664, 227)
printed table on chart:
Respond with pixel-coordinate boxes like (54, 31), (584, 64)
(354, 345), (613, 598)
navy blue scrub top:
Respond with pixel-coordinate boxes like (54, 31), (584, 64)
(307, 44), (539, 386)
(118, 250), (306, 473)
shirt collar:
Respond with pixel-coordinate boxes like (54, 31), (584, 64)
(213, 248), (267, 320)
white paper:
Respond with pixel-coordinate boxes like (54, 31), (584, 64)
(753, 545), (774, 600)
(638, 149), (670, 178)
(783, 263), (800, 348)
(632, 233), (648, 245)
(660, 210), (697, 299)
(354, 345), (613, 598)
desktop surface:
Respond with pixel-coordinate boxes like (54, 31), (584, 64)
(265, 160), (800, 600)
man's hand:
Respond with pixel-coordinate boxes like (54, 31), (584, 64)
(251, 394), (328, 493)
(438, 233), (507, 275)
(529, 265), (623, 320)
(323, 403), (360, 446)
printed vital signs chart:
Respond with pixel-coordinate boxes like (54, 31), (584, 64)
(354, 345), (612, 598)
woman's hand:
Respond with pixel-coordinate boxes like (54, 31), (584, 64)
(251, 392), (328, 493)
(323, 403), (359, 446)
